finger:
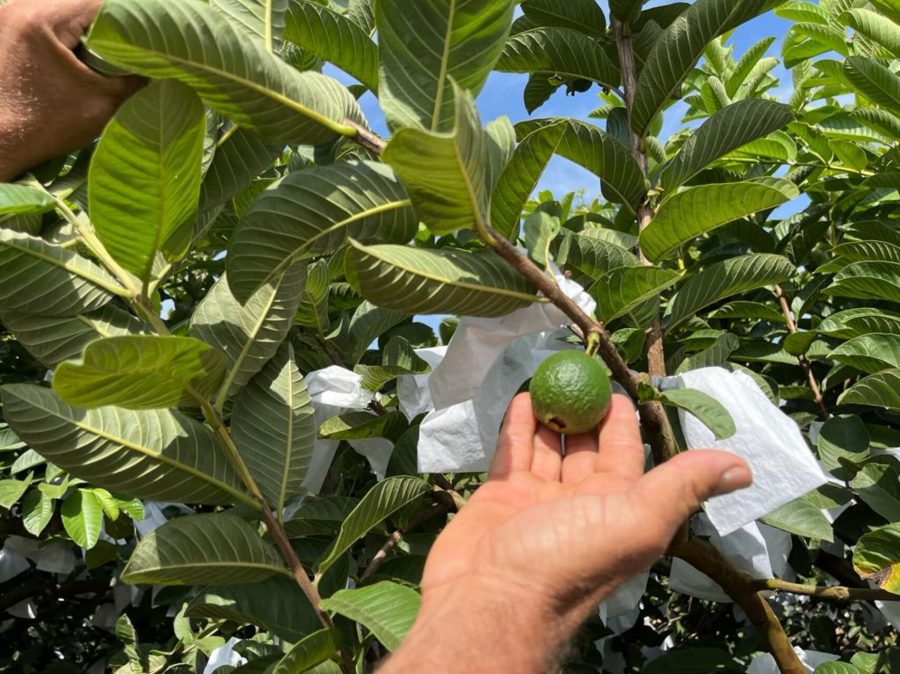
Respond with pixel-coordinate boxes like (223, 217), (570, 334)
(489, 393), (537, 479)
(595, 394), (645, 480)
(530, 425), (562, 482)
(634, 450), (752, 535)
(560, 430), (599, 484)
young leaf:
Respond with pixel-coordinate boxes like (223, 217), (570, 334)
(317, 476), (431, 574)
(590, 266), (681, 323)
(658, 388), (737, 440)
(191, 264), (306, 399)
(0, 230), (126, 316)
(382, 88), (490, 238)
(320, 581), (421, 651)
(0, 184), (54, 216)
(61, 489), (103, 549)
(122, 513), (287, 585)
(53, 335), (227, 409)
(232, 342), (316, 513)
(271, 628), (339, 674)
(87, 0), (361, 144)
(667, 254), (795, 329)
(853, 522), (900, 595)
(0, 384), (247, 505)
(838, 369), (900, 413)
(228, 161), (415, 302)
(376, 0), (514, 130)
(89, 80), (205, 284)
(344, 240), (539, 317)
(641, 180), (798, 262)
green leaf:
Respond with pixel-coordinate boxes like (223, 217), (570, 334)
(347, 301), (409, 365)
(0, 384), (248, 506)
(642, 180), (797, 262)
(631, 0), (772, 134)
(283, 496), (360, 538)
(0, 306), (147, 368)
(198, 128), (280, 213)
(829, 334), (900, 374)
(0, 184), (54, 215)
(21, 489), (55, 536)
(123, 513), (286, 585)
(355, 336), (431, 392)
(818, 308), (900, 339)
(271, 628), (339, 674)
(641, 647), (741, 674)
(839, 369), (900, 413)
(0, 230), (126, 316)
(382, 88), (490, 238)
(210, 0), (288, 51)
(344, 240), (539, 317)
(295, 260), (330, 335)
(851, 107), (900, 139)
(189, 576), (320, 642)
(853, 522), (900, 594)
(843, 56), (900, 111)
(524, 203), (561, 267)
(232, 342), (315, 513)
(813, 664), (864, 674)
(89, 80), (205, 284)
(676, 333), (740, 373)
(61, 489), (103, 549)
(521, 0), (606, 36)
(659, 101), (793, 190)
(667, 254), (795, 330)
(609, 0), (643, 22)
(284, 0), (378, 91)
(87, 0), (361, 144)
(826, 261), (900, 304)
(760, 495), (834, 541)
(228, 161), (415, 301)
(708, 301), (785, 323)
(53, 335), (227, 410)
(317, 476), (431, 574)
(376, 0), (514, 131)
(725, 36), (776, 96)
(495, 27), (619, 89)
(590, 266), (681, 323)
(514, 119), (646, 210)
(319, 410), (407, 440)
(554, 231), (639, 284)
(191, 264), (306, 399)
(484, 116), (516, 194)
(851, 464), (900, 523)
(0, 478), (30, 509)
(320, 581), (420, 651)
(817, 414), (869, 477)
(658, 388), (736, 440)
(830, 240), (900, 265)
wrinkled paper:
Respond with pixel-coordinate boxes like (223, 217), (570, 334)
(748, 648), (838, 673)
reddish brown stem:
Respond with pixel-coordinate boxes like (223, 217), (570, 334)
(359, 504), (450, 583)
(774, 284), (828, 420)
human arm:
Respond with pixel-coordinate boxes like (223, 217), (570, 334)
(0, 0), (142, 181)
(382, 393), (752, 673)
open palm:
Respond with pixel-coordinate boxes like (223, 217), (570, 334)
(421, 393), (751, 615)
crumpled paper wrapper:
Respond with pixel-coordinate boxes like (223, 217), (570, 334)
(598, 570), (650, 634)
(397, 346), (448, 420)
(669, 514), (791, 602)
(658, 367), (827, 535)
(747, 648), (838, 673)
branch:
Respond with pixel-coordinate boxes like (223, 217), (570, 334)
(359, 503), (450, 583)
(753, 578), (899, 603)
(774, 285), (828, 420)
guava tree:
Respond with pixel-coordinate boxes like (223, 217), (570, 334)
(0, 0), (898, 672)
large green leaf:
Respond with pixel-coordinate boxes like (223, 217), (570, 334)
(210, 0), (288, 50)
(828, 334), (900, 374)
(843, 56), (900, 112)
(818, 308), (900, 339)
(89, 80), (205, 284)
(123, 513), (287, 585)
(838, 369), (900, 412)
(590, 266), (681, 323)
(0, 184), (54, 216)
(656, 388), (736, 440)
(642, 180), (797, 262)
(667, 254), (795, 329)
(514, 119), (646, 210)
(826, 261), (900, 303)
(228, 161), (415, 301)
(346, 301), (409, 365)
(376, 0), (514, 131)
(851, 107), (900, 139)
(841, 8), (900, 59)
(282, 496), (360, 539)
(344, 240), (539, 317)
(87, 0), (361, 144)
(495, 27), (619, 89)
(284, 0), (378, 91)
(760, 495), (834, 541)
(317, 476), (431, 574)
(320, 581), (421, 651)
(295, 260), (330, 335)
(381, 89), (489, 237)
(0, 230), (125, 316)
(190, 264), (305, 399)
(355, 336), (431, 392)
(198, 128), (281, 214)
(659, 101), (793, 190)
(853, 522), (900, 595)
(52, 336), (227, 410)
(271, 629), (339, 674)
(521, 0), (606, 36)
(61, 489), (104, 549)
(851, 464), (900, 523)
(817, 415), (869, 477)
(631, 0), (772, 134)
(554, 231), (639, 284)
(232, 342), (315, 513)
(0, 384), (247, 505)
(0, 306), (147, 368)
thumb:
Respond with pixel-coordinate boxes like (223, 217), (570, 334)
(635, 450), (752, 535)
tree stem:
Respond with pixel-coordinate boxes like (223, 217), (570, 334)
(754, 578), (899, 602)
(774, 284), (828, 420)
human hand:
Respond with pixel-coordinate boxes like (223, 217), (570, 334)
(0, 0), (143, 181)
(384, 393), (752, 673)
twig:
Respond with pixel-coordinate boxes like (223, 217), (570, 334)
(753, 578), (899, 603)
(774, 285), (828, 420)
(343, 118), (387, 154)
(359, 503), (450, 583)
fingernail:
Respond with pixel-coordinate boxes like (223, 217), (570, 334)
(712, 465), (752, 497)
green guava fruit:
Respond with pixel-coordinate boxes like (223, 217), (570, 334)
(529, 351), (613, 434)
